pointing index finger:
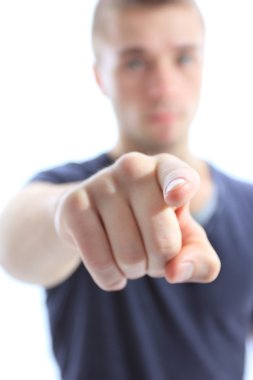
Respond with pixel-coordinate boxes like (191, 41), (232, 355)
(156, 154), (200, 208)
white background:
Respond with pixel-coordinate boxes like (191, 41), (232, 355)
(0, 1), (253, 379)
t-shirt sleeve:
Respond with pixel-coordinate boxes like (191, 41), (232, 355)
(29, 163), (90, 184)
(29, 154), (113, 185)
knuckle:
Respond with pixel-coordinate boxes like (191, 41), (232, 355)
(120, 255), (146, 278)
(148, 208), (182, 259)
(119, 248), (145, 265)
(86, 257), (114, 273)
(55, 188), (90, 234)
(88, 170), (117, 199)
(114, 152), (153, 181)
(87, 261), (127, 291)
(147, 261), (166, 278)
(157, 242), (181, 259)
(151, 230), (182, 260)
(98, 278), (127, 292)
(59, 184), (89, 213)
(65, 189), (88, 213)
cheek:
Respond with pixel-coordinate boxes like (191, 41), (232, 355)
(114, 70), (144, 98)
(114, 82), (144, 112)
(184, 75), (202, 103)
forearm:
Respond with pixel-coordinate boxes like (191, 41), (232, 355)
(0, 182), (81, 287)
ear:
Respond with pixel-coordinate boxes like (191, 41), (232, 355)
(93, 63), (108, 97)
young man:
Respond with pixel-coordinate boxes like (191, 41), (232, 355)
(0, 0), (253, 379)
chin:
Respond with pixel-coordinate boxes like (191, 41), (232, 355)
(145, 122), (187, 149)
(150, 131), (181, 147)
(140, 138), (179, 155)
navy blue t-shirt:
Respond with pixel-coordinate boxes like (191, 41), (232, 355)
(32, 153), (253, 380)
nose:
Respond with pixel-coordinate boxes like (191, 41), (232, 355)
(147, 60), (181, 100)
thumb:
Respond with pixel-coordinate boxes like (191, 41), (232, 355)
(165, 203), (221, 283)
(156, 153), (200, 208)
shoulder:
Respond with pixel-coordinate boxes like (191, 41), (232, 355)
(210, 164), (253, 208)
(209, 164), (253, 191)
(29, 153), (113, 184)
(203, 165), (253, 238)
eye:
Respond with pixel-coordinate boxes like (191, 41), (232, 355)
(125, 58), (146, 70)
(177, 53), (193, 66)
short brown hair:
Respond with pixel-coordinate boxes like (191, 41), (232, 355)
(91, 0), (202, 58)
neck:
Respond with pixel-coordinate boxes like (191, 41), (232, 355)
(109, 137), (202, 172)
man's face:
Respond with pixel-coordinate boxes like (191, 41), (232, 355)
(94, 4), (204, 153)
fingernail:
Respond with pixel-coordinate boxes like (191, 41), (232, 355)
(165, 178), (186, 195)
(175, 263), (194, 283)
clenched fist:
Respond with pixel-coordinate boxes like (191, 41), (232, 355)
(55, 152), (220, 291)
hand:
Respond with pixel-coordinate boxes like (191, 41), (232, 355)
(55, 152), (220, 291)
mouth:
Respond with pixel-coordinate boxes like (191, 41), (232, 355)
(149, 112), (178, 125)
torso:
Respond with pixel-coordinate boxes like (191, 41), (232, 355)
(31, 154), (253, 380)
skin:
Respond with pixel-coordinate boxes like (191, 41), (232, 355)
(94, 4), (213, 214)
(0, 3), (220, 291)
(94, 4), (203, 158)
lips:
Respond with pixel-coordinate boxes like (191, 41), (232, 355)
(149, 112), (177, 124)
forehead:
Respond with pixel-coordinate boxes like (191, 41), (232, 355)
(101, 4), (204, 55)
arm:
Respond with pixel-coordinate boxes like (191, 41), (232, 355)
(0, 182), (82, 287)
(0, 153), (221, 290)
